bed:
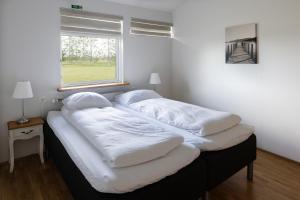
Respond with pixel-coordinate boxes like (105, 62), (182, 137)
(114, 90), (257, 193)
(44, 91), (256, 199)
(45, 111), (207, 200)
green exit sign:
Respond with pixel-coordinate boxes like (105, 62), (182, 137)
(71, 5), (83, 10)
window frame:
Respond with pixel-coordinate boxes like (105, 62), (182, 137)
(60, 31), (124, 87)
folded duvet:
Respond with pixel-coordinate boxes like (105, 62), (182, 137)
(129, 98), (241, 136)
(61, 106), (183, 168)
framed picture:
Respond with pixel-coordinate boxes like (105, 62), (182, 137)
(225, 23), (257, 64)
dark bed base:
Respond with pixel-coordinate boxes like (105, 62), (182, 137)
(44, 124), (206, 200)
(44, 123), (256, 200)
(200, 134), (257, 191)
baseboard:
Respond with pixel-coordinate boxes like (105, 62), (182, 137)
(257, 148), (300, 165)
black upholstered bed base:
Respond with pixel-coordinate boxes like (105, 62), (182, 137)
(44, 123), (256, 200)
(201, 134), (257, 190)
(44, 123), (206, 200)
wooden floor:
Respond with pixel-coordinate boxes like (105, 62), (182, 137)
(0, 150), (300, 200)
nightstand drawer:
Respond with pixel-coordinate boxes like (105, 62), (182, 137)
(11, 125), (42, 139)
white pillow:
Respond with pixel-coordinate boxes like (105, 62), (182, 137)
(114, 90), (161, 105)
(63, 92), (112, 110)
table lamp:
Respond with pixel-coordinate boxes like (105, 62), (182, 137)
(149, 73), (161, 91)
(12, 81), (33, 124)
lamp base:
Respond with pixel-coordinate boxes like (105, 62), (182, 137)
(17, 117), (30, 124)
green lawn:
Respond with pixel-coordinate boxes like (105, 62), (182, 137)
(62, 63), (116, 84)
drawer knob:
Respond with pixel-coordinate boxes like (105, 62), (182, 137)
(21, 130), (34, 135)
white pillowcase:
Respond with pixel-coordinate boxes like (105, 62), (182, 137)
(63, 92), (112, 110)
(114, 90), (162, 105)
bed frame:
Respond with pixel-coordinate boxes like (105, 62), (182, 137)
(200, 134), (256, 198)
(44, 123), (207, 200)
(44, 123), (256, 200)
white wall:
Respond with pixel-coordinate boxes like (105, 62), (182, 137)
(172, 0), (300, 162)
(0, 0), (172, 163)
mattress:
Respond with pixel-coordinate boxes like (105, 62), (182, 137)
(115, 103), (254, 151)
(47, 111), (200, 194)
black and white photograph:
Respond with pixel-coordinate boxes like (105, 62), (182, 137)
(226, 23), (257, 64)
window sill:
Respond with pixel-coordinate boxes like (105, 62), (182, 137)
(57, 82), (130, 92)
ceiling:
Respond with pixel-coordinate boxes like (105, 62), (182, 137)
(102, 0), (187, 12)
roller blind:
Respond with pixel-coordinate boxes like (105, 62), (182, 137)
(60, 8), (123, 36)
(130, 18), (173, 37)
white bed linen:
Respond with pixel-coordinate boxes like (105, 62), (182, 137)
(62, 92), (112, 110)
(129, 98), (241, 136)
(115, 104), (254, 151)
(114, 90), (161, 105)
(47, 111), (200, 193)
(61, 106), (184, 168)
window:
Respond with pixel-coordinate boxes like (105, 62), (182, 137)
(61, 35), (119, 85)
(130, 18), (173, 38)
(60, 8), (123, 87)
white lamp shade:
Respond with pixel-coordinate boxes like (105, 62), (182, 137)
(12, 81), (34, 99)
(149, 73), (161, 85)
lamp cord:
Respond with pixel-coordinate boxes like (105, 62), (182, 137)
(22, 99), (25, 118)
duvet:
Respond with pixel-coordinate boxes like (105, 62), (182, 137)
(61, 106), (183, 168)
(129, 98), (241, 136)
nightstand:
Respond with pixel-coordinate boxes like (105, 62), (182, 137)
(7, 117), (45, 173)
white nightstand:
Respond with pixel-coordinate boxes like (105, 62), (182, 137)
(7, 117), (45, 173)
